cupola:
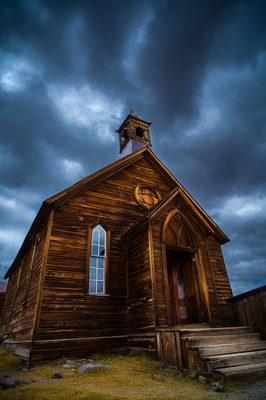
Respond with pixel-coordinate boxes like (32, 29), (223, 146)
(117, 111), (152, 158)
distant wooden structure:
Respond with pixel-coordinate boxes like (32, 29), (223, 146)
(0, 113), (240, 367)
(227, 285), (266, 340)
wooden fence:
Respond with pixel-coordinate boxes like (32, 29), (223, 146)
(227, 285), (266, 339)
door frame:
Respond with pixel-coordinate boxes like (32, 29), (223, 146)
(161, 209), (211, 325)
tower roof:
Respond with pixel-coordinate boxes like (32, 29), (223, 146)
(116, 111), (151, 133)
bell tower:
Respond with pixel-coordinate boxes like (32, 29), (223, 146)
(117, 111), (152, 158)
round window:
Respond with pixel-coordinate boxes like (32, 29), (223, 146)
(134, 185), (161, 209)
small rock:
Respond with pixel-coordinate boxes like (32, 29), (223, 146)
(65, 360), (76, 366)
(18, 379), (33, 385)
(198, 375), (208, 385)
(187, 371), (198, 379)
(209, 382), (225, 392)
(79, 363), (105, 374)
(153, 374), (165, 381)
(0, 376), (17, 390)
(52, 371), (63, 379)
(63, 364), (71, 368)
(181, 369), (188, 377)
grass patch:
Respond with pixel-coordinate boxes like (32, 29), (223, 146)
(0, 349), (231, 400)
(0, 346), (21, 373)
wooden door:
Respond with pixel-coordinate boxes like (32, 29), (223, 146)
(182, 256), (202, 322)
(168, 251), (201, 324)
(170, 259), (189, 323)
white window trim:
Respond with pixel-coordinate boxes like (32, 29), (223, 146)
(89, 225), (106, 295)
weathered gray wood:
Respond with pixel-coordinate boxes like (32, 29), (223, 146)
(228, 285), (266, 340)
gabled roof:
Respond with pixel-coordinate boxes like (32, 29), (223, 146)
(46, 146), (149, 206)
(123, 186), (229, 243)
(5, 146), (229, 279)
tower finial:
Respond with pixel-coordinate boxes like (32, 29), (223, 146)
(129, 109), (137, 116)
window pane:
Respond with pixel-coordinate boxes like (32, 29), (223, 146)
(97, 281), (104, 294)
(92, 245), (98, 256)
(97, 268), (103, 281)
(90, 225), (107, 295)
(99, 246), (105, 256)
(100, 229), (105, 246)
(98, 258), (104, 268)
(90, 257), (97, 267)
(90, 280), (96, 293)
(92, 229), (99, 245)
(90, 267), (96, 280)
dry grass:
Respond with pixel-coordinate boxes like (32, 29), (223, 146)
(0, 347), (21, 373)
(0, 348), (230, 400)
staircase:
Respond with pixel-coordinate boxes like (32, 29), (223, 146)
(181, 326), (266, 381)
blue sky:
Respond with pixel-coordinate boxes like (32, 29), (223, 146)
(0, 0), (266, 294)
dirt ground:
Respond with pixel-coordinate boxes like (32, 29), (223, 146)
(0, 347), (265, 400)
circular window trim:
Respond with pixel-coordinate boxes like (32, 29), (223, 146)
(134, 184), (161, 209)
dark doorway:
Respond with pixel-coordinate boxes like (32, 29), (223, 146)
(167, 247), (202, 324)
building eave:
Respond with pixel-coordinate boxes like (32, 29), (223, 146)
(4, 201), (51, 279)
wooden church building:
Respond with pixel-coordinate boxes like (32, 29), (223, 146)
(1, 112), (240, 367)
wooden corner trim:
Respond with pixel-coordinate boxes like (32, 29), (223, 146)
(32, 208), (54, 340)
(85, 226), (92, 294)
(148, 224), (158, 327)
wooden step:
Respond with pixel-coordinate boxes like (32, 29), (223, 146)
(197, 341), (266, 357)
(180, 326), (250, 337)
(184, 333), (261, 346)
(204, 350), (266, 368)
(215, 362), (266, 381)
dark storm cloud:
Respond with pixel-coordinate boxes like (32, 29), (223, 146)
(0, 0), (265, 294)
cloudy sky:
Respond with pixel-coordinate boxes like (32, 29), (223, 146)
(0, 0), (266, 294)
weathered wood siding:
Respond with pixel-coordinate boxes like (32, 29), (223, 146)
(0, 292), (6, 320)
(206, 238), (233, 323)
(1, 218), (48, 340)
(1, 151), (235, 367)
(36, 158), (172, 340)
(150, 222), (169, 326)
(228, 285), (266, 339)
(156, 328), (183, 370)
(127, 226), (154, 332)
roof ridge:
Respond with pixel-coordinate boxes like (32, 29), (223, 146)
(46, 146), (148, 205)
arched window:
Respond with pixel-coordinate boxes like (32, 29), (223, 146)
(121, 128), (129, 146)
(164, 212), (194, 249)
(136, 125), (148, 139)
(89, 225), (106, 294)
